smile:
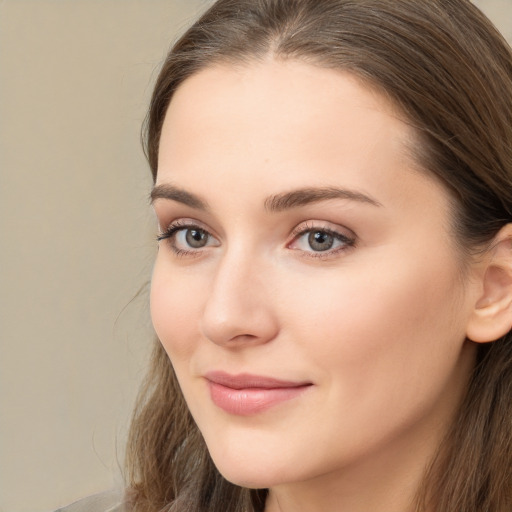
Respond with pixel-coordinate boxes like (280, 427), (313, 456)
(205, 372), (313, 416)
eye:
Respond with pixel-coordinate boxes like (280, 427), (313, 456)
(307, 231), (336, 251)
(178, 227), (210, 249)
(289, 223), (356, 257)
(157, 221), (219, 255)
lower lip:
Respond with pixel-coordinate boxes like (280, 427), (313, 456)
(208, 381), (311, 416)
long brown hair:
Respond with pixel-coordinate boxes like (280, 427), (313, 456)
(126, 1), (512, 510)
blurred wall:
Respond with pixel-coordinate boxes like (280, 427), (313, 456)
(0, 1), (511, 512)
(0, 2), (208, 511)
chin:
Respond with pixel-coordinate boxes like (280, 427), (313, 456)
(216, 466), (284, 490)
(207, 444), (294, 489)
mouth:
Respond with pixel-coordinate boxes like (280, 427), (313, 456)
(204, 371), (313, 416)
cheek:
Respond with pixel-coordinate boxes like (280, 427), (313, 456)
(273, 253), (472, 464)
(150, 257), (204, 360)
(287, 252), (467, 389)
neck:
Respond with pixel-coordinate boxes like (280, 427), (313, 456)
(263, 342), (476, 512)
(264, 437), (429, 512)
(263, 394), (455, 512)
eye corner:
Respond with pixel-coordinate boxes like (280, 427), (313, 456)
(287, 221), (357, 260)
(157, 219), (220, 258)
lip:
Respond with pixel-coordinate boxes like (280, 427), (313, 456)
(205, 371), (313, 416)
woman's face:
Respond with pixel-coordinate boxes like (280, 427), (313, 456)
(151, 60), (479, 498)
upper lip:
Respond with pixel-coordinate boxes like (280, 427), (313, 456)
(205, 371), (312, 390)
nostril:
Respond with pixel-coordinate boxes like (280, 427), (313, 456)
(200, 307), (279, 347)
(199, 260), (280, 347)
(228, 333), (260, 343)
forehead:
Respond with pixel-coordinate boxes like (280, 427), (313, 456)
(159, 60), (413, 172)
(156, 59), (446, 218)
(161, 59), (407, 148)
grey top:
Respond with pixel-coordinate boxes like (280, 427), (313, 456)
(54, 489), (125, 512)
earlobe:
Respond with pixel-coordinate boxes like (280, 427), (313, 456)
(466, 224), (512, 344)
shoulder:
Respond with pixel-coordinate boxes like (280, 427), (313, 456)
(54, 489), (125, 512)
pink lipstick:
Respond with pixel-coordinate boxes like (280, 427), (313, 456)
(205, 372), (312, 416)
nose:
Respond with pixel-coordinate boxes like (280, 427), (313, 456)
(200, 250), (279, 347)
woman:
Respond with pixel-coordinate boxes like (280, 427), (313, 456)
(122, 1), (512, 511)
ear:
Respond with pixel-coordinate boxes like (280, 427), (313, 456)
(466, 224), (512, 343)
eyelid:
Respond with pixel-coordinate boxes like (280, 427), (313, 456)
(157, 218), (220, 256)
(290, 220), (355, 239)
(156, 217), (356, 260)
(287, 220), (357, 258)
(157, 217), (216, 238)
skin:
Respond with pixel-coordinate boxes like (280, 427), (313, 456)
(150, 59), (483, 512)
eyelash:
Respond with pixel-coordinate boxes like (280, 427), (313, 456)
(156, 220), (211, 258)
(289, 222), (356, 259)
(156, 220), (356, 259)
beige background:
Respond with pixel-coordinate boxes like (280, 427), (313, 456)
(0, 2), (209, 511)
(0, 1), (511, 511)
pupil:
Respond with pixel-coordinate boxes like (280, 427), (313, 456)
(308, 231), (334, 251)
(186, 229), (207, 248)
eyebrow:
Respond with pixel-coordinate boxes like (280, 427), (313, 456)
(150, 184), (209, 210)
(150, 183), (382, 211)
(264, 186), (382, 212)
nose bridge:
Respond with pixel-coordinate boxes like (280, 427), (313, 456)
(200, 243), (278, 346)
